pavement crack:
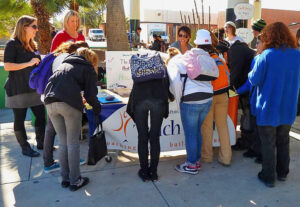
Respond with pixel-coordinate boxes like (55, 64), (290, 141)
(152, 182), (171, 207)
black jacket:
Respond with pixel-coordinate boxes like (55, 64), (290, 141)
(126, 77), (173, 122)
(4, 38), (41, 96)
(149, 40), (161, 51)
(227, 40), (255, 89)
(44, 54), (101, 114)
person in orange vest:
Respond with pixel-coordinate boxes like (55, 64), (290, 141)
(200, 31), (232, 166)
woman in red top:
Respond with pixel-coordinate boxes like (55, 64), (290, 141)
(50, 10), (85, 52)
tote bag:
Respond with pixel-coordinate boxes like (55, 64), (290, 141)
(87, 123), (108, 165)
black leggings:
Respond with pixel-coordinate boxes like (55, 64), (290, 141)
(13, 105), (46, 132)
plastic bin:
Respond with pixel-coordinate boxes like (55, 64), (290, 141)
(0, 65), (8, 108)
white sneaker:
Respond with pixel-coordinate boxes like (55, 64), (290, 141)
(175, 162), (198, 175)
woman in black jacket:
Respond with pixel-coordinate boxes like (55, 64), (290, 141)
(44, 48), (101, 191)
(4, 15), (45, 157)
(127, 75), (172, 182)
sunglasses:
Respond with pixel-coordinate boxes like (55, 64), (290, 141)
(26, 25), (38, 30)
(179, 34), (188, 38)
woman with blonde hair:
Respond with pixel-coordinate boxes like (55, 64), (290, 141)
(249, 22), (300, 187)
(50, 10), (85, 52)
(4, 15), (45, 157)
(44, 48), (101, 191)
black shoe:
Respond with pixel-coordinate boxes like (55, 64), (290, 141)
(255, 156), (262, 164)
(277, 176), (287, 182)
(149, 171), (158, 182)
(138, 169), (150, 182)
(243, 150), (257, 158)
(69, 177), (89, 191)
(22, 147), (40, 157)
(232, 143), (247, 151)
(61, 181), (70, 188)
(258, 172), (275, 188)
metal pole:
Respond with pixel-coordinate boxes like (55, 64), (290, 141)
(129, 0), (140, 34)
(253, 0), (262, 21)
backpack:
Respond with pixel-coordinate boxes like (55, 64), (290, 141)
(29, 53), (56, 94)
(130, 52), (166, 83)
(210, 53), (230, 95)
(179, 48), (219, 101)
(181, 48), (219, 81)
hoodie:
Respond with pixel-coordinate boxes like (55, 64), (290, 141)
(44, 54), (101, 115)
(167, 48), (215, 109)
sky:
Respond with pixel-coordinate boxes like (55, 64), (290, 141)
(123, 0), (300, 16)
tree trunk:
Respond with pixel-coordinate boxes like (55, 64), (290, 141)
(69, 1), (79, 11)
(30, 0), (52, 54)
(106, 0), (130, 51)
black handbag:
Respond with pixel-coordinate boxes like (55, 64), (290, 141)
(87, 122), (108, 165)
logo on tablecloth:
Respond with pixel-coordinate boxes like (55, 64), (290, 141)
(112, 111), (132, 137)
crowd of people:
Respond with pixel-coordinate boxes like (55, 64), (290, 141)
(3, 9), (300, 191)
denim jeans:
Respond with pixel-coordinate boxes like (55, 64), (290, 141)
(46, 102), (82, 184)
(180, 100), (212, 164)
(258, 125), (291, 182)
(134, 98), (165, 173)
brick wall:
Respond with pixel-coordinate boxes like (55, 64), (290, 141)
(217, 9), (300, 35)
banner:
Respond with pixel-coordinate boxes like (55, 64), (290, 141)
(103, 102), (236, 153)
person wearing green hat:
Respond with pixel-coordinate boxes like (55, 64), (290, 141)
(250, 19), (266, 49)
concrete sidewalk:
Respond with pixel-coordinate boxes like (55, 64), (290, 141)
(0, 112), (300, 207)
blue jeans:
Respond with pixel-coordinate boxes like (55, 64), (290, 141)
(180, 101), (212, 164)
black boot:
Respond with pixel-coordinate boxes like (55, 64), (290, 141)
(35, 127), (45, 150)
(15, 130), (40, 157)
(149, 159), (159, 182)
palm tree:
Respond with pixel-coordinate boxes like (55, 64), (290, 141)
(30, 0), (52, 54)
(106, 0), (130, 51)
